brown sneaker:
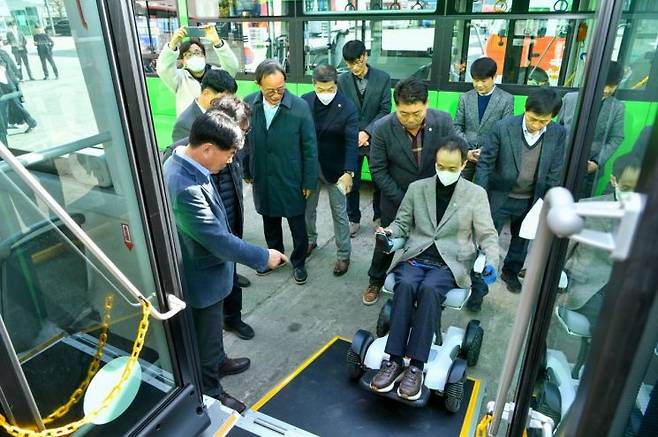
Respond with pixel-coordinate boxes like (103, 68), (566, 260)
(397, 365), (424, 400)
(362, 284), (381, 306)
(370, 360), (404, 393)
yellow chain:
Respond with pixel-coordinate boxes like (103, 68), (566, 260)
(0, 298), (151, 437)
(42, 295), (114, 425)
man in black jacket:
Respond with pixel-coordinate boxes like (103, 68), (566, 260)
(362, 77), (455, 305)
(337, 40), (391, 236)
(33, 25), (58, 80)
(302, 64), (358, 276)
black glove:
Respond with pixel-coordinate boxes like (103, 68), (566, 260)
(375, 231), (394, 254)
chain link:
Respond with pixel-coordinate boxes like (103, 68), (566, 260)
(0, 298), (151, 437)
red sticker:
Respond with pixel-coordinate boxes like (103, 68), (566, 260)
(121, 223), (134, 251)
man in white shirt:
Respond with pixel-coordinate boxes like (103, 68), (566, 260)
(475, 88), (566, 293)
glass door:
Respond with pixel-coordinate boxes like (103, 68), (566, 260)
(0, 0), (207, 435)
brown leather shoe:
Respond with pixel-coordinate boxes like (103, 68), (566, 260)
(333, 259), (350, 276)
(219, 357), (250, 377)
(397, 365), (423, 400)
(362, 284), (381, 306)
(217, 392), (246, 413)
(370, 360), (404, 393)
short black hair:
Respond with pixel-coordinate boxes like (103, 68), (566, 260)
(342, 40), (366, 62)
(201, 69), (238, 94)
(394, 77), (428, 105)
(255, 59), (286, 84)
(312, 64), (337, 83)
(210, 95), (251, 129)
(178, 37), (206, 59)
(606, 61), (624, 87)
(189, 108), (243, 151)
(613, 154), (642, 178)
(525, 87), (562, 117)
(471, 57), (498, 80)
(435, 135), (469, 162)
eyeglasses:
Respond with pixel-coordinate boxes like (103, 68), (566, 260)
(183, 50), (204, 59)
(262, 86), (285, 97)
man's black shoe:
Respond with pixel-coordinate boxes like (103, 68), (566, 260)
(224, 321), (255, 340)
(465, 300), (482, 313)
(236, 273), (251, 288)
(217, 392), (246, 413)
(501, 271), (522, 293)
(219, 357), (251, 376)
(293, 267), (307, 285)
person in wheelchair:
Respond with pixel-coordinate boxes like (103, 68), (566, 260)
(369, 135), (499, 400)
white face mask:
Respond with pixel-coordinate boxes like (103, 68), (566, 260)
(436, 167), (461, 186)
(316, 92), (337, 106)
(186, 56), (206, 73)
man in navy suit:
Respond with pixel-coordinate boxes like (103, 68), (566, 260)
(163, 109), (286, 412)
(302, 64), (358, 276)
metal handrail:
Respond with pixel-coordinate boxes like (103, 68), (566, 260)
(0, 141), (186, 321)
(0, 132), (112, 173)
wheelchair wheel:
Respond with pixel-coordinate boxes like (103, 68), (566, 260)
(346, 348), (364, 380)
(461, 320), (484, 367)
(376, 299), (393, 337)
(444, 379), (464, 413)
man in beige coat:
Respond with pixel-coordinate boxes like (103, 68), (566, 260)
(369, 135), (499, 401)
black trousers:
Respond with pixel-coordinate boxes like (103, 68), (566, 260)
(347, 155), (381, 223)
(367, 212), (395, 287)
(262, 214), (307, 269)
(12, 49), (33, 80)
(223, 268), (242, 325)
(493, 197), (534, 277)
(385, 261), (457, 363)
(191, 300), (225, 398)
(38, 51), (58, 78)
(0, 83), (36, 128)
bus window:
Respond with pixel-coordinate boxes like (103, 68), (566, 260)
(188, 0), (295, 18)
(449, 18), (592, 87)
(303, 0), (437, 14)
(304, 19), (434, 80)
(216, 21), (290, 74)
(133, 0), (179, 75)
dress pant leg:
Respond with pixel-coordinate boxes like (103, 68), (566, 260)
(372, 182), (382, 220)
(346, 155), (364, 223)
(287, 214), (308, 269)
(304, 180), (321, 246)
(262, 215), (284, 253)
(406, 266), (457, 363)
(384, 262), (425, 358)
(191, 300), (225, 398)
(367, 246), (395, 287)
(327, 181), (351, 260)
(503, 199), (532, 276)
(47, 52), (58, 77)
(223, 267), (242, 325)
(20, 51), (33, 80)
(12, 51), (22, 80)
(39, 54), (48, 78)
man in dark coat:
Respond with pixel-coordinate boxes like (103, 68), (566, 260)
(361, 77), (455, 306)
(302, 64), (358, 276)
(6, 22), (33, 81)
(337, 39), (391, 235)
(243, 60), (318, 285)
(476, 87), (566, 293)
(33, 25), (58, 80)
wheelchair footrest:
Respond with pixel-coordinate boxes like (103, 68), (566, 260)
(358, 369), (431, 407)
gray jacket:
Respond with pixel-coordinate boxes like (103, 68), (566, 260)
(337, 66), (391, 156)
(475, 115), (566, 214)
(561, 194), (615, 310)
(172, 100), (203, 142)
(369, 109), (455, 225)
(454, 87), (514, 148)
(386, 176), (500, 289)
(558, 92), (625, 168)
